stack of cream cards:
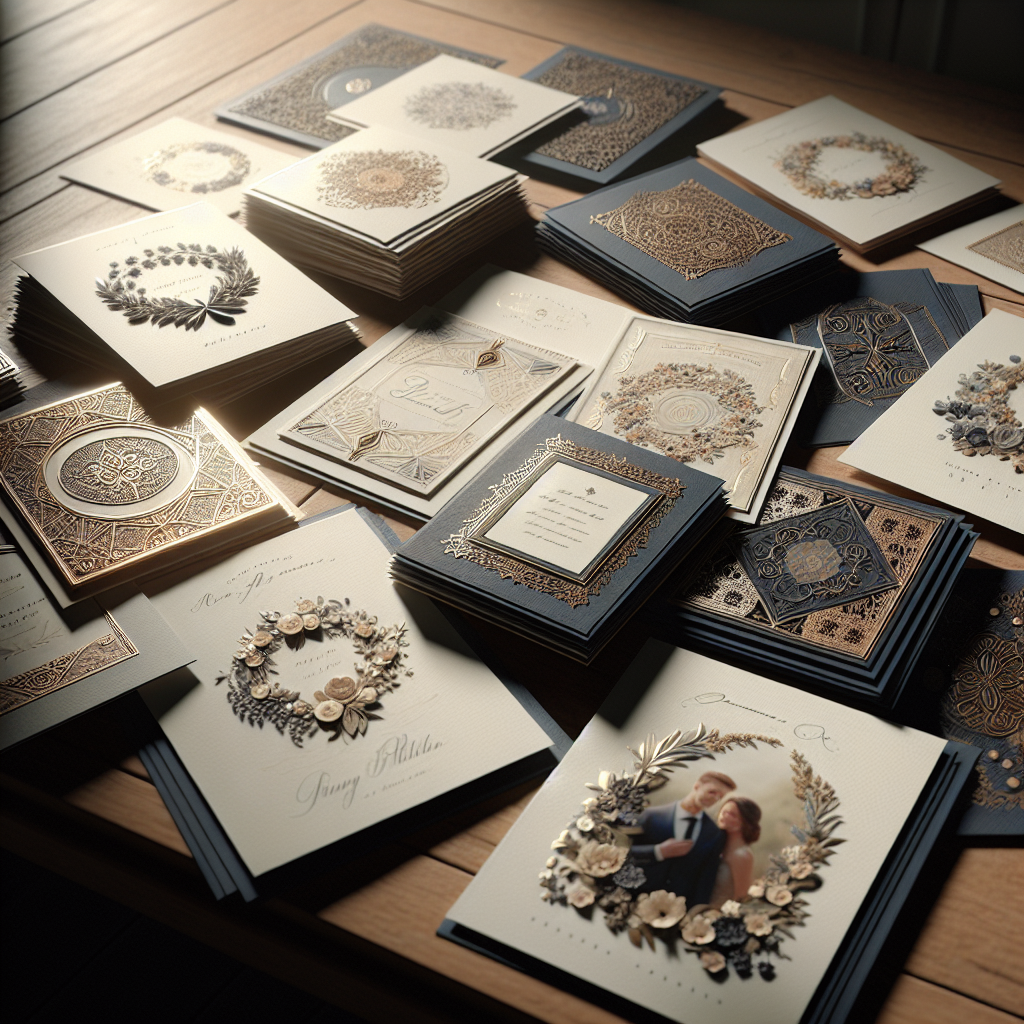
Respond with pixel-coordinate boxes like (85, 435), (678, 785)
(8, 203), (360, 403)
(243, 126), (529, 298)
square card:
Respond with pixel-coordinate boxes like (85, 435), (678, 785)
(141, 506), (557, 881)
(841, 309), (1024, 534)
(698, 95), (1000, 251)
(443, 641), (964, 1024)
(216, 24), (503, 149)
(327, 54), (580, 159)
(59, 118), (298, 217)
(570, 315), (819, 521)
(919, 204), (1024, 294)
(519, 47), (722, 185)
(10, 203), (357, 391)
(246, 125), (519, 248)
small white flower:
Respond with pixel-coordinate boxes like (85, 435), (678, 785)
(720, 900), (742, 917)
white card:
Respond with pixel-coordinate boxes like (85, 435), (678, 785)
(327, 54), (579, 158)
(841, 309), (1024, 533)
(144, 508), (553, 877)
(699, 96), (999, 247)
(60, 118), (298, 216)
(919, 204), (1024, 294)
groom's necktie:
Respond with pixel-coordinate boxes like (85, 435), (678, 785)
(682, 815), (698, 840)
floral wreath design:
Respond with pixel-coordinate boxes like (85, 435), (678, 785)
(216, 596), (411, 747)
(540, 728), (843, 982)
(933, 354), (1024, 473)
(95, 243), (259, 330)
(775, 133), (927, 200)
(604, 363), (765, 466)
(143, 142), (252, 194)
(404, 81), (517, 131)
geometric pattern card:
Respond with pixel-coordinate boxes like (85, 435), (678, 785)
(733, 499), (900, 625)
(216, 24), (504, 149)
(10, 203), (357, 390)
(920, 204), (1024, 294)
(520, 47), (721, 184)
(0, 383), (295, 593)
(246, 125), (519, 248)
(327, 55), (580, 159)
(280, 309), (578, 497)
(572, 316), (818, 521)
(699, 96), (999, 250)
(59, 118), (298, 217)
(841, 309), (1024, 534)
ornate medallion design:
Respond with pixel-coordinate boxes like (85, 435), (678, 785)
(142, 141), (252, 193)
(95, 244), (258, 330)
(591, 179), (791, 280)
(968, 220), (1024, 274)
(404, 81), (516, 130)
(775, 133), (927, 200)
(933, 354), (1024, 473)
(57, 437), (178, 505)
(218, 596), (411, 747)
(602, 362), (765, 465)
(533, 52), (706, 172)
(316, 149), (449, 209)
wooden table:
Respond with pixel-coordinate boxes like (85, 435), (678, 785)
(1, 2), (1022, 1022)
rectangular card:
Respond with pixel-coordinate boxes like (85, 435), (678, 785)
(919, 204), (1024, 293)
(280, 309), (578, 497)
(444, 642), (950, 1024)
(327, 54), (579, 159)
(571, 316), (818, 520)
(142, 507), (555, 879)
(216, 24), (503, 149)
(698, 96), (999, 249)
(10, 203), (357, 390)
(841, 309), (1024, 534)
(59, 118), (298, 217)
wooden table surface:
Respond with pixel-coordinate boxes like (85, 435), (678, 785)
(1, 2), (1022, 1022)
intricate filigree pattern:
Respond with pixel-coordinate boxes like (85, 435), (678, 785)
(591, 179), (790, 280)
(316, 149), (449, 209)
(59, 437), (178, 504)
(404, 81), (516, 130)
(142, 141), (251, 193)
(533, 52), (706, 172)
(968, 220), (1024, 273)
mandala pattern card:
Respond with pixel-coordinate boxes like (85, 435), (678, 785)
(59, 118), (298, 217)
(327, 55), (580, 159)
(443, 642), (968, 1024)
(571, 316), (818, 521)
(216, 24), (503, 149)
(519, 47), (721, 185)
(698, 96), (1000, 252)
(280, 309), (579, 497)
(841, 309), (1024, 534)
(919, 204), (1024, 294)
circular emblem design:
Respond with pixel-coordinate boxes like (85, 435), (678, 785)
(316, 148), (449, 209)
(142, 142), (252, 194)
(653, 389), (724, 433)
(315, 64), (407, 107)
(580, 93), (630, 126)
(404, 81), (517, 131)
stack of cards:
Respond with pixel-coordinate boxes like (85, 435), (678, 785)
(699, 96), (1001, 253)
(0, 382), (301, 606)
(771, 268), (984, 446)
(919, 204), (1024, 293)
(0, 350), (24, 406)
(244, 126), (529, 298)
(8, 203), (360, 403)
(536, 158), (840, 325)
(391, 414), (728, 663)
(326, 54), (580, 159)
(656, 467), (978, 708)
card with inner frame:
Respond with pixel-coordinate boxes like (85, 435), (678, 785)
(919, 204), (1024, 294)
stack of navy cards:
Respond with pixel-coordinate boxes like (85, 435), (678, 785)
(391, 414), (727, 663)
(0, 350), (24, 407)
(536, 157), (840, 326)
(655, 467), (977, 708)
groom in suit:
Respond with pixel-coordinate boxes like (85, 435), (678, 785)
(630, 771), (736, 906)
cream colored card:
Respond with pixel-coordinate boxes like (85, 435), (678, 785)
(841, 309), (1024, 533)
(571, 316), (818, 521)
(447, 643), (948, 1024)
(919, 204), (1024, 294)
(699, 96), (999, 247)
(144, 508), (553, 877)
(327, 54), (579, 158)
(246, 125), (518, 246)
(11, 203), (357, 389)
(60, 118), (297, 216)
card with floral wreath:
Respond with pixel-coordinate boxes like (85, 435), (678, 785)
(841, 309), (1024, 534)
(441, 641), (975, 1024)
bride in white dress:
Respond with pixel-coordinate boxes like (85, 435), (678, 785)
(709, 796), (762, 907)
